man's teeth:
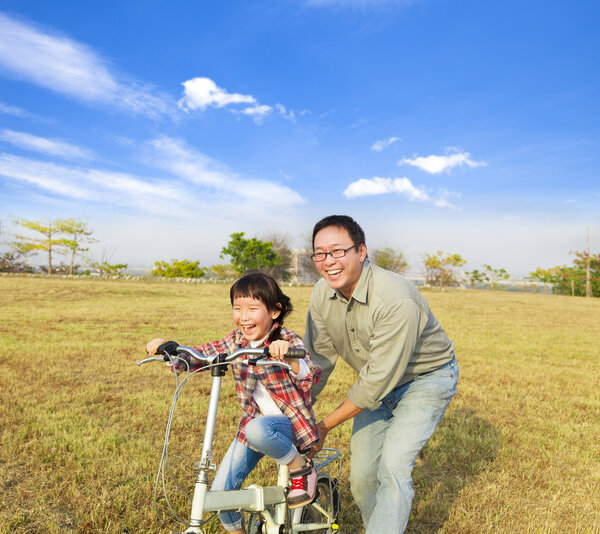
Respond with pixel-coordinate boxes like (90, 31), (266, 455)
(328, 269), (342, 275)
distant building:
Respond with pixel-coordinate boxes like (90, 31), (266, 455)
(290, 249), (320, 284)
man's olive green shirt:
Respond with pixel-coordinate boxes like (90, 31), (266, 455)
(305, 259), (455, 411)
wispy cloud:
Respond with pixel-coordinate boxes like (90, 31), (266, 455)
(0, 153), (185, 208)
(275, 104), (296, 122)
(146, 136), (305, 204)
(0, 12), (171, 118)
(344, 176), (428, 201)
(232, 104), (273, 124)
(0, 101), (31, 119)
(343, 176), (460, 209)
(0, 129), (95, 160)
(306, 0), (418, 8)
(399, 148), (486, 174)
(371, 136), (401, 152)
(433, 188), (461, 210)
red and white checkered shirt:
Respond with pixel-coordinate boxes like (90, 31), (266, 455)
(182, 325), (321, 452)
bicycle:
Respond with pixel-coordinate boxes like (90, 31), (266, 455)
(138, 345), (342, 534)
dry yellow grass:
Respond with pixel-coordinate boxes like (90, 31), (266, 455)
(0, 277), (598, 533)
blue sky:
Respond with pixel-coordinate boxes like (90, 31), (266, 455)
(0, 0), (598, 277)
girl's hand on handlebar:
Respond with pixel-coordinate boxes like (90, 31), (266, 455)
(269, 340), (300, 374)
(146, 338), (166, 355)
(268, 340), (290, 360)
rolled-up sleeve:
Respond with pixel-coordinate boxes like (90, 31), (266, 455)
(347, 298), (422, 410)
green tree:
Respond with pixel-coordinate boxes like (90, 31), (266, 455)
(209, 263), (238, 280)
(483, 264), (510, 289)
(56, 218), (97, 275)
(152, 259), (206, 278)
(423, 251), (466, 288)
(464, 269), (489, 288)
(221, 232), (282, 277)
(528, 267), (559, 294)
(372, 247), (408, 274)
(14, 218), (66, 274)
(89, 261), (128, 277)
(551, 251), (600, 297)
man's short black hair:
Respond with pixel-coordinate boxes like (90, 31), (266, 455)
(312, 215), (366, 249)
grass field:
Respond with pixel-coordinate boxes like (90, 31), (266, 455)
(1, 276), (599, 534)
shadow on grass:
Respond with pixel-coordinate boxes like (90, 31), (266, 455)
(407, 407), (501, 533)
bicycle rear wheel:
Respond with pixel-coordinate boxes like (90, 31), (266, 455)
(299, 474), (339, 534)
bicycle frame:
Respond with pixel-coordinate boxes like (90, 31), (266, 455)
(138, 346), (341, 534)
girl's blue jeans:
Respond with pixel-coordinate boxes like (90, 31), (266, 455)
(350, 357), (459, 533)
(210, 415), (297, 531)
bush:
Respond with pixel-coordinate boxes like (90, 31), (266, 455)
(152, 259), (206, 279)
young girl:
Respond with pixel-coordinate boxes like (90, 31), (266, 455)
(146, 272), (321, 534)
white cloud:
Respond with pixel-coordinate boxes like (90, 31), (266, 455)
(146, 136), (305, 205)
(399, 148), (486, 174)
(0, 129), (95, 160)
(344, 176), (429, 201)
(371, 136), (401, 152)
(178, 77), (296, 125)
(344, 176), (461, 209)
(178, 77), (256, 111)
(0, 153), (185, 208)
(0, 12), (171, 118)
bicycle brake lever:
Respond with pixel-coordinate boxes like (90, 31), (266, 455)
(256, 359), (292, 371)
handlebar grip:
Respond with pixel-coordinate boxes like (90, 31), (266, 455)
(286, 348), (306, 359)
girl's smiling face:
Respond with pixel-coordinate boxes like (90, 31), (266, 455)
(232, 296), (281, 342)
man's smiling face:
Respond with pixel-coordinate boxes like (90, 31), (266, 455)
(313, 225), (367, 299)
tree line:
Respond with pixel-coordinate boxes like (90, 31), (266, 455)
(1, 217), (597, 297)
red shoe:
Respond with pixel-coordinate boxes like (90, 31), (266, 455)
(287, 462), (317, 509)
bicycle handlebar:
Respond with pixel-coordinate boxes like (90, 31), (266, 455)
(136, 346), (306, 368)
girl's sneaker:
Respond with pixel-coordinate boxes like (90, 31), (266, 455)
(287, 462), (318, 508)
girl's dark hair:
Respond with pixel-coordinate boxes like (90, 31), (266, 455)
(230, 272), (293, 343)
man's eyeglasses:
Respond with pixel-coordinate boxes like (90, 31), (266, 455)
(311, 245), (357, 262)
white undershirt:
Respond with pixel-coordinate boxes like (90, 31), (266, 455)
(249, 337), (309, 415)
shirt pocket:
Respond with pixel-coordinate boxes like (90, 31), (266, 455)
(357, 329), (371, 352)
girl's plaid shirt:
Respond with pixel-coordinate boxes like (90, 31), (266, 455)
(180, 325), (321, 452)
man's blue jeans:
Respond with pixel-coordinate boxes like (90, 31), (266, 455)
(350, 357), (459, 534)
(211, 415), (297, 531)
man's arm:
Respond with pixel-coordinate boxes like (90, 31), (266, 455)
(308, 397), (363, 458)
(304, 303), (339, 402)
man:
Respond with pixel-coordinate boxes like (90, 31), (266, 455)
(304, 215), (458, 533)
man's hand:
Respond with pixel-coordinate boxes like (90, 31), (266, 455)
(307, 420), (330, 459)
(307, 397), (364, 458)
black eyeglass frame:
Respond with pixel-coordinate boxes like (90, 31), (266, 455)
(311, 244), (358, 262)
